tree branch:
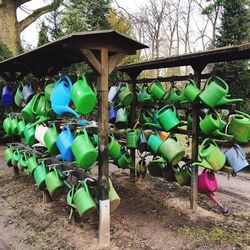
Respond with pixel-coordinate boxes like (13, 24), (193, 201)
(18, 0), (63, 32)
(16, 0), (32, 7)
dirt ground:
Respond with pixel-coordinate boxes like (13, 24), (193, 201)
(0, 145), (249, 250)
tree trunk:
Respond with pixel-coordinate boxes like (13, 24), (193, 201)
(0, 0), (19, 55)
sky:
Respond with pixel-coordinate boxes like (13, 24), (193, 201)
(18, 0), (144, 47)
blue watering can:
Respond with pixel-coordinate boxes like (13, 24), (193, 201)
(50, 76), (80, 118)
(109, 106), (117, 124)
(2, 83), (13, 106)
(224, 144), (250, 175)
(56, 125), (75, 161)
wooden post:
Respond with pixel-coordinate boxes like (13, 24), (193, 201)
(97, 48), (110, 247)
(190, 64), (205, 211)
(13, 166), (19, 176)
(43, 190), (52, 203)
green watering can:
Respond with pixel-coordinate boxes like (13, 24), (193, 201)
(24, 124), (37, 147)
(115, 107), (128, 128)
(72, 129), (98, 169)
(27, 154), (39, 174)
(45, 167), (64, 198)
(32, 92), (47, 116)
(148, 80), (167, 100)
(34, 161), (48, 190)
(21, 94), (37, 123)
(109, 133), (122, 161)
(118, 83), (134, 106)
(173, 164), (192, 186)
(11, 116), (18, 135)
(127, 129), (140, 149)
(3, 146), (13, 167)
(227, 110), (250, 143)
(147, 156), (166, 177)
(137, 85), (152, 103)
(139, 109), (153, 124)
(45, 79), (56, 101)
(193, 138), (226, 171)
(18, 151), (28, 170)
(12, 149), (20, 166)
(183, 79), (200, 102)
(44, 123), (59, 155)
(3, 114), (12, 135)
(199, 76), (229, 108)
(158, 136), (185, 166)
(109, 178), (121, 213)
(164, 86), (186, 104)
(199, 111), (221, 135)
(147, 132), (163, 154)
(71, 74), (97, 114)
(17, 118), (26, 137)
(117, 152), (132, 169)
(14, 85), (24, 107)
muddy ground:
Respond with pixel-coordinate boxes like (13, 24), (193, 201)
(0, 145), (249, 250)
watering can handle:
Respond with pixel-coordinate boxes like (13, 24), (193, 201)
(214, 76), (229, 92)
(59, 76), (73, 89)
(233, 144), (246, 159)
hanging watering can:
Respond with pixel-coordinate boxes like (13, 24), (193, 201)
(137, 85), (152, 102)
(164, 85), (185, 104)
(32, 93), (46, 116)
(50, 76), (80, 118)
(14, 85), (24, 107)
(35, 124), (49, 147)
(227, 111), (250, 143)
(17, 118), (26, 137)
(183, 79), (200, 102)
(56, 125), (75, 161)
(3, 114), (12, 135)
(118, 83), (134, 106)
(108, 83), (121, 103)
(173, 164), (192, 186)
(21, 94), (37, 123)
(138, 130), (148, 153)
(224, 144), (250, 175)
(44, 123), (59, 155)
(45, 167), (64, 198)
(139, 109), (153, 124)
(71, 74), (97, 114)
(198, 169), (218, 194)
(108, 133), (122, 161)
(2, 83), (13, 107)
(158, 136), (185, 166)
(34, 161), (48, 190)
(22, 83), (35, 103)
(27, 154), (39, 174)
(109, 106), (117, 124)
(10, 116), (18, 135)
(199, 111), (221, 135)
(115, 107), (128, 128)
(199, 76), (229, 108)
(148, 80), (166, 100)
(156, 105), (181, 132)
(45, 79), (56, 101)
(3, 146), (13, 167)
(117, 152), (132, 169)
(109, 178), (120, 213)
(147, 132), (163, 154)
(72, 129), (98, 169)
(147, 156), (166, 177)
(127, 129), (140, 149)
(24, 123), (37, 147)
(19, 151), (28, 168)
(12, 149), (21, 166)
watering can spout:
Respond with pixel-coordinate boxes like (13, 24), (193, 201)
(216, 96), (243, 106)
(212, 129), (234, 140)
(192, 160), (214, 170)
(145, 122), (163, 130)
(29, 115), (50, 128)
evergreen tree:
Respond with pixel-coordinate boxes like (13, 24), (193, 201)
(37, 22), (50, 47)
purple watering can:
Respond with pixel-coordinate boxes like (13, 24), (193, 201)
(2, 83), (13, 106)
(109, 106), (117, 124)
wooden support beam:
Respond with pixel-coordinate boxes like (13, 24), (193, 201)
(97, 48), (110, 247)
(43, 190), (52, 203)
(13, 166), (19, 177)
(81, 49), (102, 75)
(108, 53), (125, 75)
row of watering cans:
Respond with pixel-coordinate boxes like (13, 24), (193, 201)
(3, 144), (120, 219)
(108, 76), (242, 108)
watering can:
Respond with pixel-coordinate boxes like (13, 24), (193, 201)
(45, 79), (56, 101)
(115, 107), (128, 128)
(147, 132), (163, 154)
(108, 133), (122, 161)
(198, 169), (218, 194)
(3, 146), (13, 167)
(194, 138), (226, 171)
(164, 85), (185, 104)
(183, 79), (200, 102)
(227, 111), (250, 143)
(50, 76), (80, 118)
(22, 83), (35, 103)
(139, 109), (153, 124)
(118, 83), (134, 106)
(108, 83), (121, 103)
(224, 144), (250, 175)
(138, 130), (148, 153)
(127, 129), (140, 149)
(173, 164), (192, 186)
(24, 123), (37, 147)
(34, 161), (48, 189)
(56, 125), (75, 162)
(14, 85), (24, 107)
(35, 124), (49, 147)
(2, 83), (13, 106)
(10, 116), (18, 135)
(27, 154), (39, 174)
(72, 129), (98, 169)
(147, 156), (166, 177)
(117, 152), (132, 169)
(137, 85), (152, 102)
(32, 93), (47, 116)
(158, 136), (185, 165)
(71, 74), (97, 114)
(199, 111), (221, 135)
(19, 151), (28, 169)
(109, 178), (121, 213)
(45, 167), (64, 198)
(156, 105), (181, 132)
(199, 76), (229, 108)
(44, 123), (59, 155)
(109, 106), (117, 124)
(148, 80), (166, 100)
(12, 149), (20, 166)
(21, 95), (37, 123)
(3, 114), (12, 135)
(17, 118), (26, 137)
